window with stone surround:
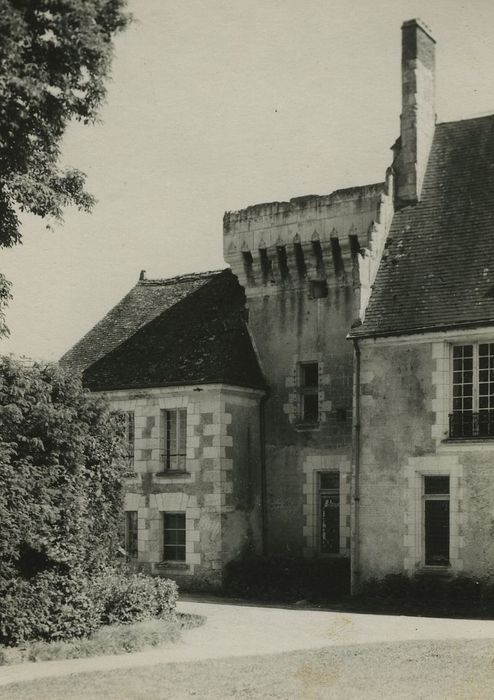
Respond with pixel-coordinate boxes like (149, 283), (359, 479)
(423, 476), (450, 567)
(161, 409), (187, 470)
(449, 343), (494, 438)
(125, 510), (138, 558)
(163, 512), (186, 562)
(124, 410), (135, 466)
(318, 471), (340, 554)
(299, 362), (319, 424)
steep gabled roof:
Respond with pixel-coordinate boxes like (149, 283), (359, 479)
(353, 114), (494, 338)
(76, 269), (265, 392)
(60, 270), (218, 375)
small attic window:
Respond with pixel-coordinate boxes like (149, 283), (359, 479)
(277, 245), (289, 281)
(294, 243), (306, 277)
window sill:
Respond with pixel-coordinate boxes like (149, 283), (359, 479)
(294, 422), (320, 432)
(155, 562), (189, 571)
(445, 436), (494, 442)
(418, 565), (452, 577)
(154, 470), (191, 479)
(439, 439), (494, 452)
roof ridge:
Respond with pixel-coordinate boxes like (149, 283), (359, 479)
(437, 112), (494, 127)
(138, 268), (228, 286)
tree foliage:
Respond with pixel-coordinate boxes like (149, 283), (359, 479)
(0, 0), (129, 334)
(0, 356), (127, 581)
(0, 358), (179, 646)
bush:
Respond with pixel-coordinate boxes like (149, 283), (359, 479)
(0, 565), (178, 647)
(358, 573), (485, 615)
(223, 555), (350, 602)
(0, 568), (103, 646)
(99, 569), (178, 625)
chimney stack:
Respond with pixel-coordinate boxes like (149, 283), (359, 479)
(395, 19), (436, 206)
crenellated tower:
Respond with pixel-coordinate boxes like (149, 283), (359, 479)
(224, 176), (393, 323)
(223, 176), (393, 557)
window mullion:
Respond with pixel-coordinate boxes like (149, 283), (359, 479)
(474, 342), (479, 412)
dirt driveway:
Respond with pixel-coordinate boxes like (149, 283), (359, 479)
(1, 599), (494, 691)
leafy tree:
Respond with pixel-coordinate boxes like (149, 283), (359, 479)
(0, 0), (130, 334)
(0, 358), (179, 646)
(0, 356), (127, 581)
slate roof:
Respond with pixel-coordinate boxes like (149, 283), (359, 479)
(65, 268), (265, 392)
(352, 114), (494, 338)
(60, 270), (219, 375)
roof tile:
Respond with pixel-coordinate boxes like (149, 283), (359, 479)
(68, 269), (265, 392)
(353, 114), (494, 337)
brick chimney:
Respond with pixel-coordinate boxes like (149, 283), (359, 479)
(394, 19), (436, 206)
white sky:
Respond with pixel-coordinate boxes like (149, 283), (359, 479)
(2, 0), (494, 361)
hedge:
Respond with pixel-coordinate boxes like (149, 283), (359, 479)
(0, 566), (178, 647)
(223, 555), (350, 602)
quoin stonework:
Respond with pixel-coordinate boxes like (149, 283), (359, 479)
(61, 19), (494, 591)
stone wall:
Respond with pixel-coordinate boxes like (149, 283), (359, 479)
(358, 331), (494, 584)
(102, 384), (263, 588)
(223, 188), (385, 558)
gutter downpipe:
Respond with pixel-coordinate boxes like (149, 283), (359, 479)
(259, 392), (268, 556)
(351, 338), (361, 595)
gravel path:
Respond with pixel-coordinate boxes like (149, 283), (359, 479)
(1, 599), (494, 689)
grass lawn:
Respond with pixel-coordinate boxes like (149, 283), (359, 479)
(0, 614), (202, 666)
(3, 637), (494, 699)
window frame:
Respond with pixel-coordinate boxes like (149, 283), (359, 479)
(449, 342), (494, 439)
(161, 408), (187, 471)
(125, 510), (138, 559)
(162, 511), (186, 563)
(124, 410), (135, 466)
(317, 470), (341, 556)
(422, 475), (450, 568)
(298, 361), (320, 426)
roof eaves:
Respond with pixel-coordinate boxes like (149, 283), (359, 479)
(349, 317), (494, 341)
(85, 376), (268, 393)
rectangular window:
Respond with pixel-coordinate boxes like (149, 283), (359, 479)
(125, 510), (138, 558)
(163, 512), (186, 562)
(162, 409), (187, 470)
(450, 343), (494, 438)
(319, 471), (340, 554)
(423, 476), (450, 567)
(300, 362), (319, 424)
(125, 411), (135, 466)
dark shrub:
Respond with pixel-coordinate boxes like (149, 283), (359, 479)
(223, 555), (350, 602)
(446, 576), (481, 602)
(99, 570), (178, 625)
(359, 573), (490, 616)
(0, 568), (103, 646)
(410, 572), (447, 600)
(378, 573), (412, 599)
(0, 566), (178, 646)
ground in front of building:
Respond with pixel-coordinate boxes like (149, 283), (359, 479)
(2, 600), (494, 699)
